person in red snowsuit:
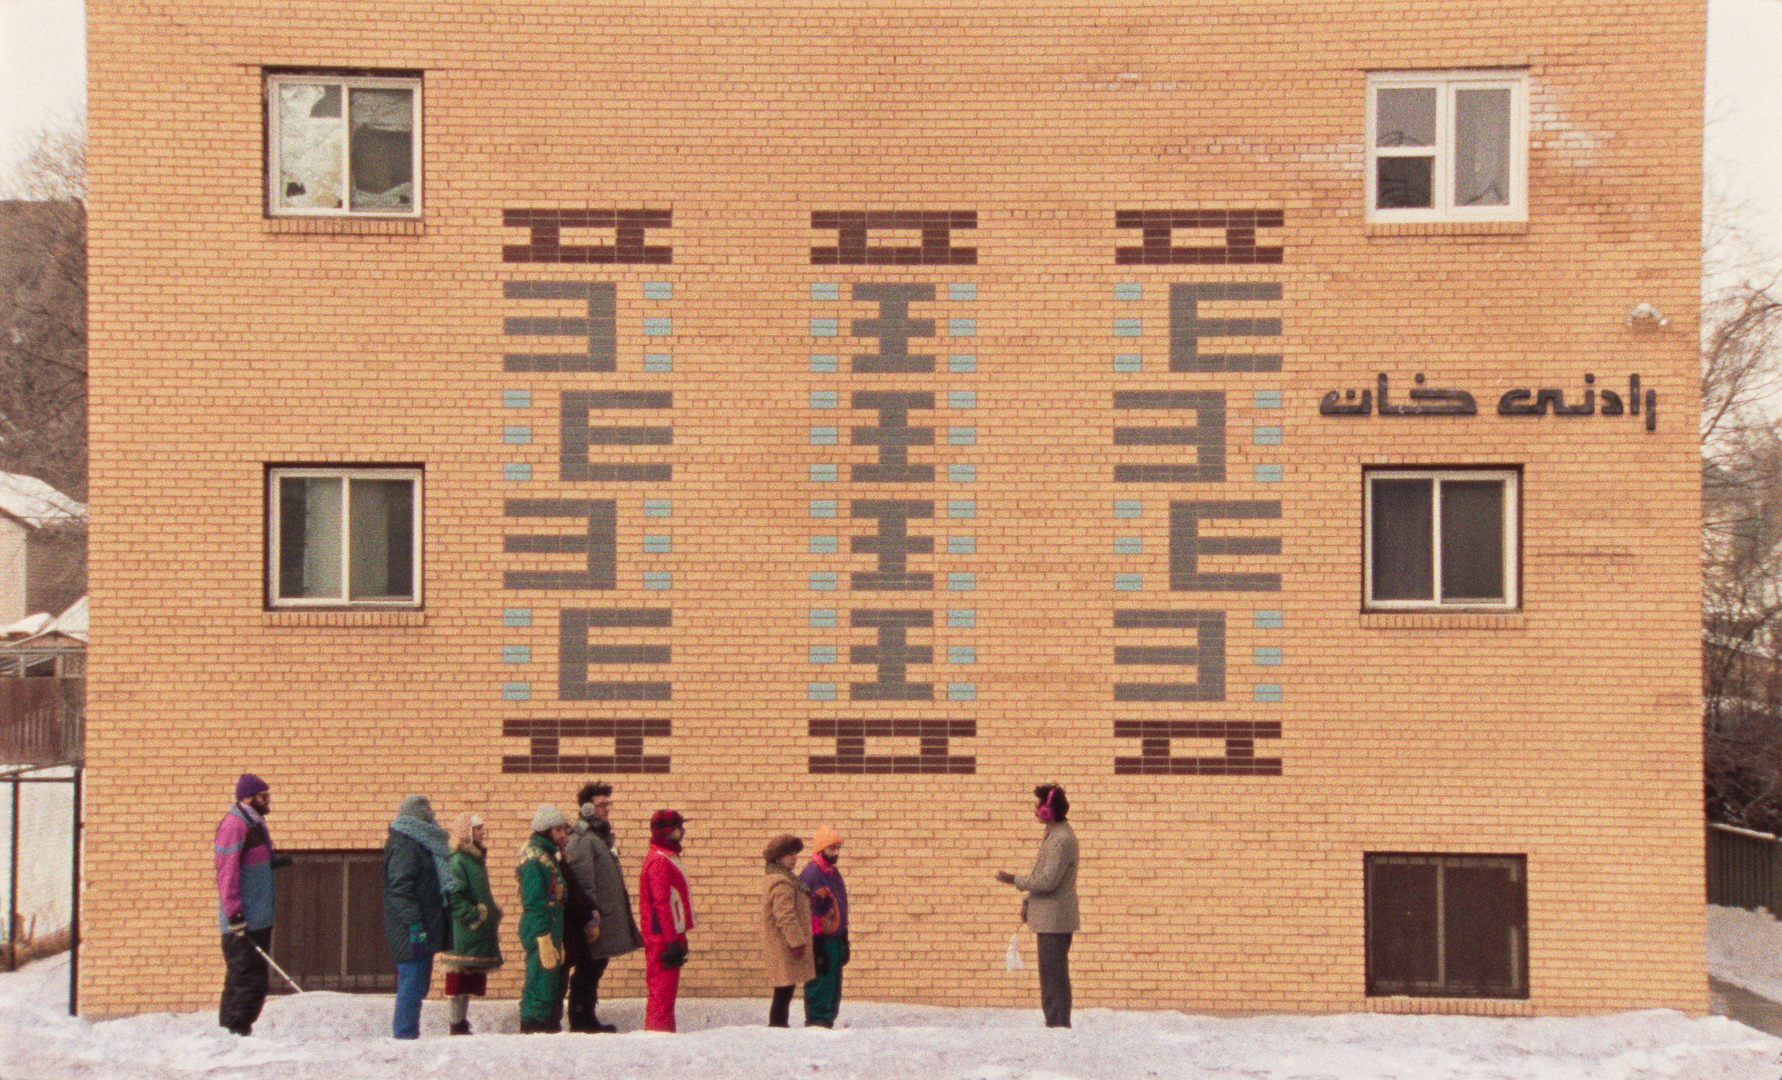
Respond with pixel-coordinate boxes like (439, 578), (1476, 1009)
(638, 809), (693, 1032)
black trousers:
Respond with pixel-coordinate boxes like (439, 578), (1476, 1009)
(768, 984), (796, 1027)
(1036, 932), (1073, 1028)
(561, 930), (609, 1030)
(218, 927), (273, 1033)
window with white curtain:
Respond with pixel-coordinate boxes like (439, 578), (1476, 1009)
(269, 468), (421, 607)
(1364, 469), (1518, 610)
(1367, 71), (1526, 223)
(266, 73), (421, 217)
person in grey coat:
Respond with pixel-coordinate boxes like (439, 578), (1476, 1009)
(559, 780), (644, 1032)
(995, 784), (1079, 1028)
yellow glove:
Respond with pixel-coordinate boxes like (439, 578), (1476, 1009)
(584, 910), (602, 945)
(537, 934), (560, 970)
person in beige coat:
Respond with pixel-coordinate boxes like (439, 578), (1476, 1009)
(995, 784), (1079, 1028)
(761, 833), (816, 1027)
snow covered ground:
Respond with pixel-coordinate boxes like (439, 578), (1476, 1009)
(5, 935), (1782, 1080)
(1709, 904), (1782, 1004)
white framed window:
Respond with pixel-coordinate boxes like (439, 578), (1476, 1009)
(266, 73), (421, 217)
(269, 467), (421, 607)
(1364, 469), (1518, 610)
(1366, 70), (1526, 223)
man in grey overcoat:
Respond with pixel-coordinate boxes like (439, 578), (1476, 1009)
(560, 780), (645, 1032)
(996, 784), (1079, 1028)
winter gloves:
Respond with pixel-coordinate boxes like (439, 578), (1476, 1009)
(406, 923), (429, 960)
(536, 934), (560, 970)
(226, 914), (247, 937)
(659, 939), (688, 969)
(584, 910), (602, 944)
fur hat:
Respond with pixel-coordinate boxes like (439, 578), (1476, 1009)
(450, 812), (483, 845)
(234, 774), (269, 801)
(396, 794), (436, 824)
(763, 833), (803, 863)
(531, 804), (568, 832)
(650, 809), (685, 846)
(811, 826), (843, 853)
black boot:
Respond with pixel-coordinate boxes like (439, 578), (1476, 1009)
(448, 1021), (471, 1036)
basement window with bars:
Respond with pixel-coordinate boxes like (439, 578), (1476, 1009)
(1365, 853), (1528, 999)
(269, 851), (396, 993)
(266, 72), (421, 217)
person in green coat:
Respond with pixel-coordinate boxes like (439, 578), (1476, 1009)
(439, 812), (503, 1035)
(516, 804), (569, 1033)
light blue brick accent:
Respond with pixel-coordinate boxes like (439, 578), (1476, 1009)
(1114, 283), (1143, 301)
(1254, 646), (1284, 666)
(949, 283), (977, 301)
(948, 683), (977, 701)
(949, 426), (976, 445)
(948, 390), (977, 409)
(644, 353), (673, 372)
(810, 464), (838, 482)
(1253, 426), (1283, 445)
(810, 426), (839, 445)
(948, 608), (977, 628)
(809, 646), (837, 664)
(503, 463), (533, 482)
(1114, 354), (1142, 372)
(809, 609), (839, 628)
(809, 572), (838, 591)
(948, 535), (976, 555)
(1253, 684), (1284, 703)
(503, 426), (532, 444)
(810, 354), (839, 373)
(643, 317), (672, 336)
(643, 534), (672, 554)
(1254, 389), (1284, 409)
(809, 499), (838, 518)
(948, 318), (977, 337)
(808, 683), (838, 701)
(502, 608), (532, 628)
(947, 572), (976, 591)
(1114, 500), (1142, 519)
(643, 572), (672, 590)
(1114, 536), (1142, 555)
(502, 683), (531, 702)
(503, 389), (532, 408)
(811, 283), (840, 301)
(949, 354), (977, 373)
(947, 500), (977, 519)
(948, 464), (976, 483)
(809, 536), (838, 554)
(948, 646), (977, 665)
(1115, 573), (1143, 591)
(1114, 317), (1143, 337)
(643, 499), (672, 517)
(503, 645), (531, 664)
(811, 390), (839, 408)
(1254, 464), (1284, 482)
(810, 318), (839, 337)
(1254, 610), (1284, 629)
(643, 281), (673, 300)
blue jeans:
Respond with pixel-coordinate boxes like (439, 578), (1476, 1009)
(393, 955), (435, 1039)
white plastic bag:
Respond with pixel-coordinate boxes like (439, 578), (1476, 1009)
(1004, 933), (1024, 971)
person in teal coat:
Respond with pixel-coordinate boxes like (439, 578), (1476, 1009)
(439, 812), (503, 1035)
(516, 804), (569, 1033)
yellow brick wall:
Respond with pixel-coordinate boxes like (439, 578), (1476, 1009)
(81, 1), (1706, 1018)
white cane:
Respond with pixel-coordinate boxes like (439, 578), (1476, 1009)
(246, 936), (306, 994)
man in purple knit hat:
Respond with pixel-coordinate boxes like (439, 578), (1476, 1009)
(214, 773), (283, 1035)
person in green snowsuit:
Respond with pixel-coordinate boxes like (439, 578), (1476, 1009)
(516, 804), (569, 1033)
(439, 812), (503, 1035)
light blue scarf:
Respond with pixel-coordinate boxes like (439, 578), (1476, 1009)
(390, 803), (458, 899)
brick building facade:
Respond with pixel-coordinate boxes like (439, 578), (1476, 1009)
(83, 1), (1706, 1017)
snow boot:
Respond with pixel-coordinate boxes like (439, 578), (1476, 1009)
(448, 1021), (471, 1036)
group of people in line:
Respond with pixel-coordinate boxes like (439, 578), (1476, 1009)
(213, 773), (1078, 1038)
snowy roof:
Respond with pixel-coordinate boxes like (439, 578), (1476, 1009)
(0, 473), (84, 529)
(0, 595), (87, 644)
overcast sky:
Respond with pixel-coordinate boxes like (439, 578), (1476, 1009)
(2, 0), (1779, 269)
